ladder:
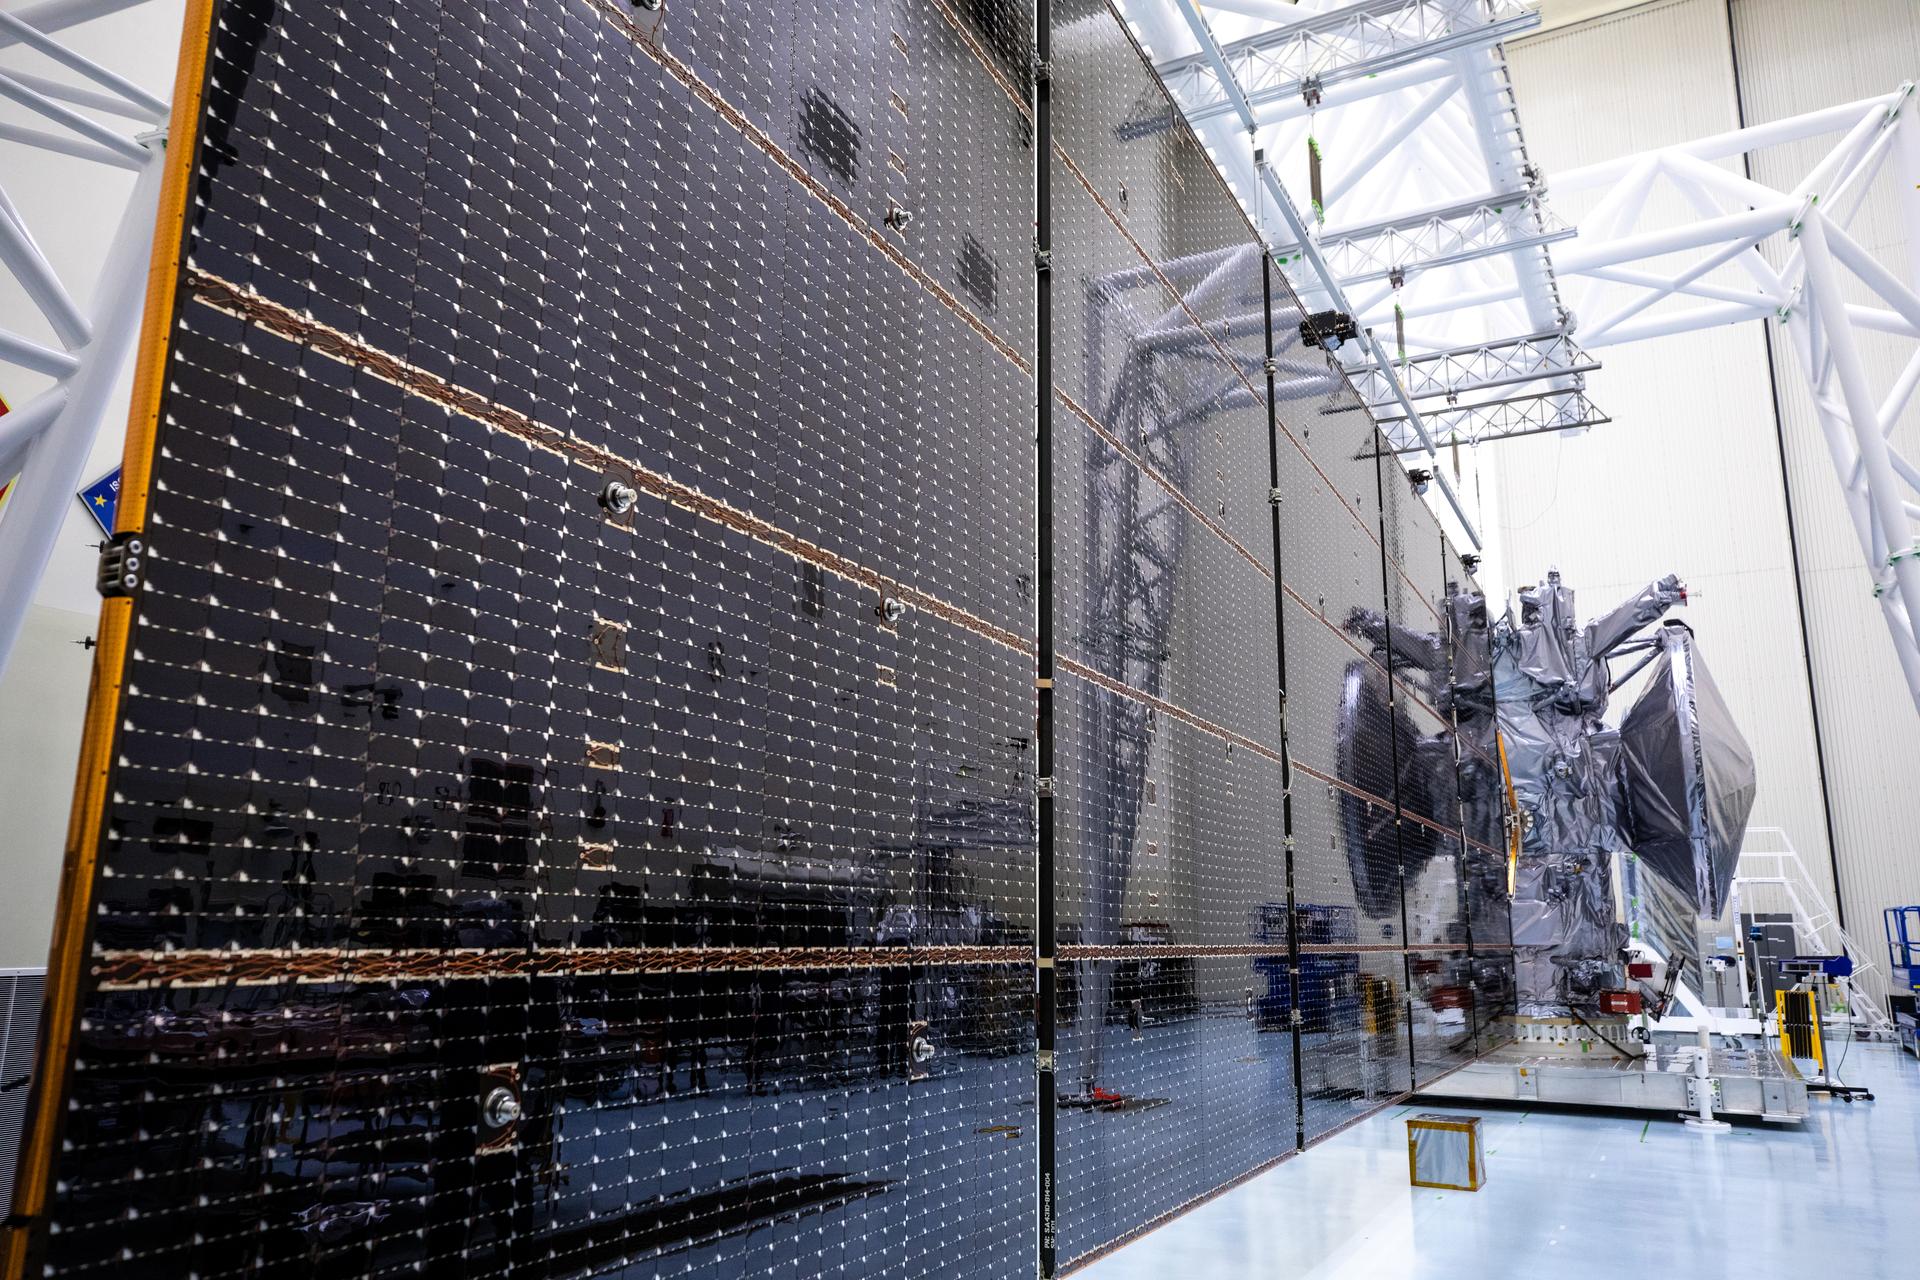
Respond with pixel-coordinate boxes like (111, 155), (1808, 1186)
(1730, 827), (1895, 1040)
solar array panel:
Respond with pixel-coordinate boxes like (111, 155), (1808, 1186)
(5, 1), (1510, 1277)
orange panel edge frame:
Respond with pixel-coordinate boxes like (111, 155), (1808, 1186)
(2, 3), (218, 1275)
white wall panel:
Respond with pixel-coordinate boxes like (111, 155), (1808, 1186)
(1501, 0), (1843, 954)
(1729, 0), (1920, 988)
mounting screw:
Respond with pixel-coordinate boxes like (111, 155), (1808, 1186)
(599, 479), (638, 514)
(911, 1036), (937, 1064)
(886, 204), (913, 232)
(481, 1085), (522, 1129)
(879, 596), (907, 623)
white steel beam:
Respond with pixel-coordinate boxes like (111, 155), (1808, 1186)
(1349, 328), (1596, 406)
(1320, 73), (1460, 209)
(0, 0), (172, 685)
(0, 8), (167, 119)
(0, 68), (147, 165)
(0, 0), (150, 47)
(1278, 187), (1573, 287)
(1376, 388), (1611, 449)
(0, 117), (129, 165)
(0, 181), (91, 346)
(1161, 0), (1542, 126)
(1160, 0), (1481, 548)
(0, 66), (156, 119)
(0, 146), (163, 679)
(0, 327), (81, 377)
(0, 385), (69, 475)
(1552, 90), (1908, 193)
(1444, 14), (1564, 336)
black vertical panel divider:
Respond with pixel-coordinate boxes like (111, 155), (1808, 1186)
(1372, 394), (1419, 1093)
(1035, 0), (1056, 1273)
(1256, 182), (1306, 1155)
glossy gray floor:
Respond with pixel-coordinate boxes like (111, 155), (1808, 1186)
(1076, 1042), (1919, 1279)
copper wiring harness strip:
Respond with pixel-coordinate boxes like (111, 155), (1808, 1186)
(188, 272), (1035, 658)
(90, 944), (1034, 991)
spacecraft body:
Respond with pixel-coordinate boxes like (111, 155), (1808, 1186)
(1482, 573), (1756, 1017)
(1342, 570), (1759, 1021)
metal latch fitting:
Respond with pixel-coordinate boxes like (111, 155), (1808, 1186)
(96, 532), (144, 599)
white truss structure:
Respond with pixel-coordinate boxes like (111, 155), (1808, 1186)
(1349, 327), (1597, 409)
(0, 0), (168, 684)
(1156, 0), (1540, 127)
(1376, 387), (1611, 452)
(1475, 86), (1920, 713)
(2, 1), (1917, 714)
(1125, 0), (1920, 713)
(1122, 0), (1601, 550)
(1281, 186), (1572, 287)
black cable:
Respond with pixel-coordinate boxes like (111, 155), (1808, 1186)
(1830, 981), (1855, 1084)
(1568, 1005), (1643, 1061)
(0, 1073), (29, 1092)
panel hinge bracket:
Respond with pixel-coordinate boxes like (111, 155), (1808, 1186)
(96, 531), (145, 599)
(1036, 776), (1056, 799)
(1268, 487), (1284, 506)
(1034, 245), (1052, 273)
(1031, 55), (1051, 83)
(1036, 1050), (1055, 1073)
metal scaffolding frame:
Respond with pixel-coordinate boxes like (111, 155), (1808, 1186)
(1120, 1), (1920, 713)
(1124, 0), (1588, 549)
(1357, 83), (1920, 709)
(1134, 0), (1485, 548)
(3, 1), (1918, 714)
(1375, 388), (1612, 452)
(1347, 328), (1598, 407)
(1155, 0), (1541, 126)
(1276, 186), (1573, 288)
(0, 0), (167, 684)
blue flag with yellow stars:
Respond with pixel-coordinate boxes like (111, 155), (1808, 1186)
(78, 466), (120, 536)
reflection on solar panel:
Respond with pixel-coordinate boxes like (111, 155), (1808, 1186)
(4, 1), (1512, 1277)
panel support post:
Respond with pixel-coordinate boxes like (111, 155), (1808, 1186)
(1258, 186), (1306, 1153)
(1033, 0), (1057, 1273)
